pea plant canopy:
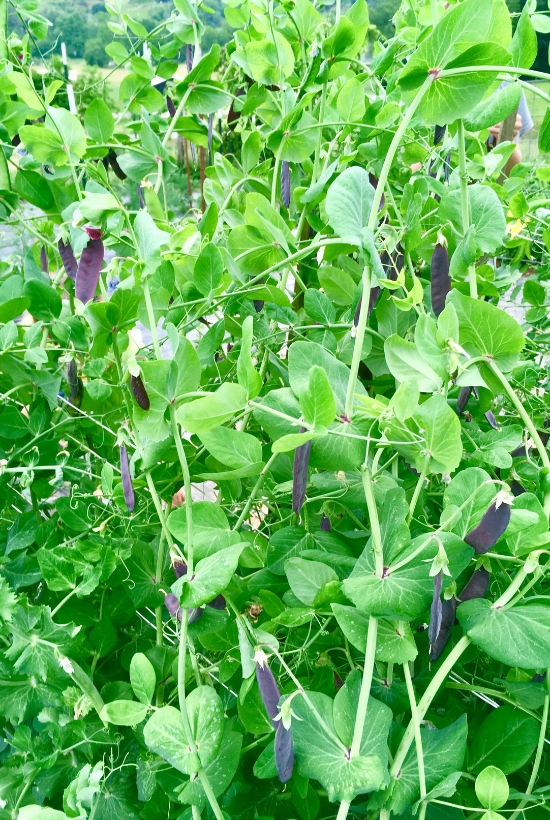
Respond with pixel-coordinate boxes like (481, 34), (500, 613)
(3, 0), (550, 817)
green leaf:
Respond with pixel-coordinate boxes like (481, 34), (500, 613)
(337, 77), (366, 122)
(271, 428), (326, 453)
(300, 365), (337, 428)
(143, 705), (194, 774)
(174, 543), (246, 607)
(448, 290), (525, 371)
(199, 426), (262, 469)
(14, 170), (54, 210)
(245, 33), (295, 85)
(84, 98), (115, 143)
(475, 767), (509, 811)
(325, 167), (375, 242)
(442, 467), (495, 538)
(288, 341), (366, 416)
(464, 83), (522, 133)
(468, 705), (539, 774)
(130, 653), (156, 705)
(318, 267), (357, 306)
(285, 558), (338, 606)
(332, 604), (418, 663)
(440, 184), (506, 254)
(46, 106), (87, 162)
(292, 689), (387, 802)
(237, 315), (262, 399)
(304, 289), (336, 324)
(382, 393), (463, 475)
(100, 700), (149, 726)
(389, 717), (468, 814)
(384, 335), (443, 393)
(509, 5), (538, 68)
(23, 280), (62, 321)
(134, 210), (170, 263)
(167, 501), (236, 560)
(194, 242), (223, 296)
(457, 600), (550, 669)
(177, 382), (248, 433)
(36, 549), (76, 592)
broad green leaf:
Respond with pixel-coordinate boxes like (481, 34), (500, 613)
(509, 5), (538, 68)
(464, 83), (522, 132)
(292, 690), (386, 802)
(468, 705), (539, 774)
(14, 170), (54, 210)
(318, 267), (356, 306)
(143, 705), (194, 774)
(271, 429), (326, 453)
(46, 106), (87, 162)
(167, 501), (236, 560)
(337, 77), (366, 122)
(382, 393), (463, 475)
(288, 340), (366, 415)
(199, 426), (262, 469)
(384, 335), (443, 393)
(440, 184), (506, 254)
(442, 467), (495, 538)
(134, 211), (170, 263)
(457, 600), (550, 669)
(36, 549), (76, 592)
(475, 767), (509, 811)
(245, 33), (295, 85)
(179, 724), (242, 802)
(23, 280), (62, 322)
(130, 653), (156, 705)
(304, 289), (336, 324)
(300, 365), (337, 428)
(177, 382), (248, 433)
(332, 605), (418, 663)
(389, 717), (468, 814)
(333, 670), (392, 763)
(285, 558), (338, 606)
(100, 700), (148, 726)
(173, 543), (246, 607)
(194, 242), (223, 296)
(84, 98), (115, 143)
(325, 167), (375, 242)
(237, 315), (262, 399)
(448, 290), (525, 371)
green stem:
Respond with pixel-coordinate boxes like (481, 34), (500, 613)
(0, 0), (8, 61)
(390, 636), (471, 779)
(351, 617), (378, 757)
(271, 139), (285, 209)
(169, 403), (194, 573)
(408, 455), (430, 525)
(361, 460), (384, 578)
(486, 359), (550, 516)
(232, 452), (279, 531)
(312, 78), (328, 186)
(345, 75), (434, 417)
(344, 263), (371, 419)
(509, 672), (550, 820)
(69, 659), (105, 718)
(457, 119), (476, 299)
(51, 588), (77, 617)
(144, 279), (162, 360)
(145, 472), (175, 550)
(492, 565), (527, 609)
(404, 662), (426, 810)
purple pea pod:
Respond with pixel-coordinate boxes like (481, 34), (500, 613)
(458, 566), (490, 603)
(40, 246), (48, 273)
(275, 722), (294, 783)
(207, 594), (226, 610)
(434, 124), (446, 145)
(256, 661), (281, 727)
(485, 410), (498, 430)
(532, 672), (547, 683)
(354, 296), (362, 329)
(281, 161), (290, 208)
(464, 498), (511, 554)
(334, 671), (344, 690)
(428, 571), (443, 651)
(430, 243), (450, 317)
(320, 513), (331, 532)
(119, 444), (135, 513)
(254, 277), (265, 313)
(510, 480), (526, 497)
(137, 185), (145, 209)
(130, 374), (150, 411)
(456, 386), (472, 416)
(292, 428), (312, 516)
(164, 593), (204, 624)
(75, 238), (104, 304)
(108, 150), (127, 181)
(186, 44), (193, 72)
(173, 559), (187, 579)
(58, 239), (78, 281)
(429, 598), (456, 662)
(166, 95), (176, 117)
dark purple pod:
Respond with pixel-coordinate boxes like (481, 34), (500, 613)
(368, 286), (381, 316)
(281, 161), (290, 208)
(510, 480), (526, 497)
(130, 374), (150, 411)
(458, 566), (490, 603)
(173, 559), (187, 579)
(275, 722), (294, 783)
(292, 429), (312, 515)
(58, 238), (78, 281)
(186, 44), (193, 72)
(354, 296), (362, 328)
(532, 672), (547, 683)
(334, 671), (344, 690)
(120, 444), (135, 513)
(75, 238), (104, 304)
(456, 386), (472, 416)
(485, 410), (498, 430)
(256, 661), (281, 727)
(429, 598), (456, 662)
(137, 185), (145, 209)
(434, 124), (446, 145)
(428, 571), (443, 649)
(207, 594), (226, 610)
(40, 246), (48, 273)
(369, 173), (385, 211)
(510, 443), (530, 458)
(164, 593), (204, 624)
(444, 153), (451, 183)
(431, 243), (450, 317)
(166, 95), (176, 117)
(464, 500), (511, 554)
(320, 513), (331, 532)
(108, 151), (127, 181)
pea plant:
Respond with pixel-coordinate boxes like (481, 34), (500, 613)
(2, 0), (550, 817)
